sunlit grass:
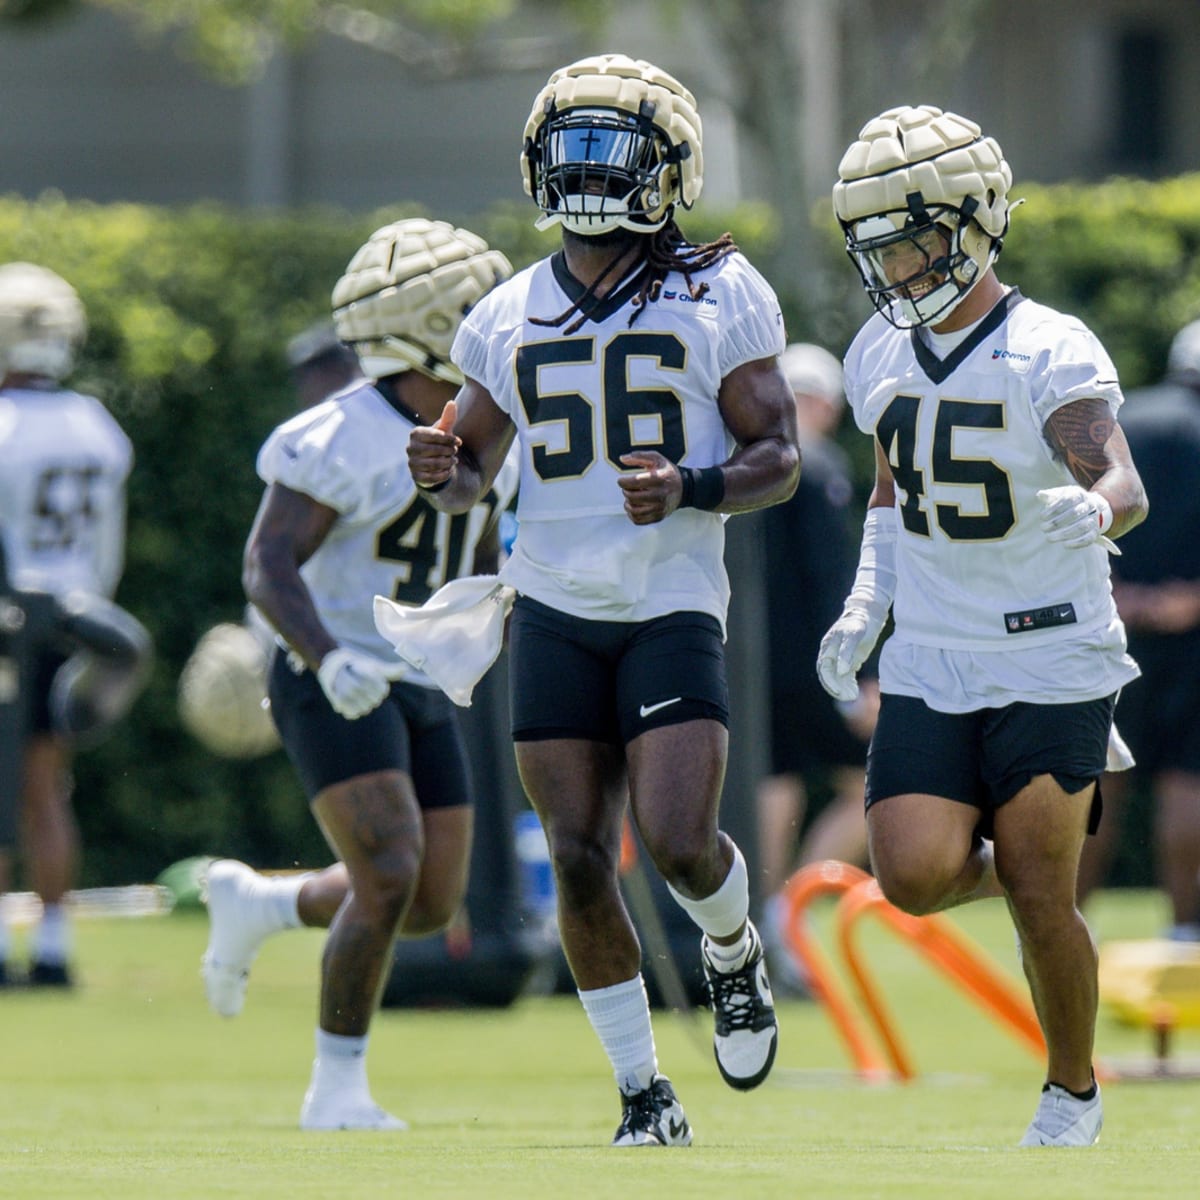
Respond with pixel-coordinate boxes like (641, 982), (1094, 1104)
(2, 890), (1198, 1198)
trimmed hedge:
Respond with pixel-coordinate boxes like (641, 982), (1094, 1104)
(0, 175), (1195, 886)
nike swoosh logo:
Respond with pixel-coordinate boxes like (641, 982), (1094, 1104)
(639, 697), (682, 718)
(668, 1116), (687, 1140)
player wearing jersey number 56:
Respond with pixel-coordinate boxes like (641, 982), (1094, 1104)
(817, 106), (1148, 1147)
(406, 54), (800, 1147)
(205, 219), (516, 1132)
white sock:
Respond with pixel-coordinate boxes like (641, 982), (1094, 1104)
(33, 903), (71, 966)
(579, 975), (658, 1096)
(259, 872), (307, 930)
(310, 1029), (370, 1095)
(0, 911), (9, 965)
(667, 845), (752, 970)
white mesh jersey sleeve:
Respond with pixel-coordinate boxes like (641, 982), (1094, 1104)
(0, 386), (132, 598)
(1020, 300), (1125, 426)
(255, 380), (513, 669)
(714, 255), (788, 377)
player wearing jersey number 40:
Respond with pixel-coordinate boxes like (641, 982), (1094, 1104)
(817, 104), (1148, 1147)
(404, 53), (800, 1146)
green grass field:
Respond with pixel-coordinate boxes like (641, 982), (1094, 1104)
(3, 889), (1199, 1199)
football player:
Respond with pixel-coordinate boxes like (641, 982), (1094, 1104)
(405, 54), (800, 1146)
(0, 262), (138, 988)
(200, 219), (517, 1131)
(816, 106), (1148, 1146)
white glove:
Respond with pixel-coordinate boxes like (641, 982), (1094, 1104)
(316, 647), (392, 720)
(816, 507), (898, 703)
(817, 604), (888, 703)
(1036, 486), (1120, 554)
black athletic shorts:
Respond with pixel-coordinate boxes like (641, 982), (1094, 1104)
(267, 648), (473, 807)
(29, 647), (70, 733)
(865, 692), (1117, 838)
(769, 681), (869, 776)
(1112, 633), (1200, 775)
(508, 596), (729, 745)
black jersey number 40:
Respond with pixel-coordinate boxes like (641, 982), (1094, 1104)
(515, 332), (687, 479)
(376, 489), (500, 605)
(876, 393), (1015, 541)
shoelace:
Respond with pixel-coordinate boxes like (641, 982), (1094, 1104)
(617, 1082), (671, 1139)
(706, 964), (772, 1033)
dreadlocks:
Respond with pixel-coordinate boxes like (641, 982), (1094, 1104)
(531, 220), (738, 336)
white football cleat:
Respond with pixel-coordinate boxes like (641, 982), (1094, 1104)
(702, 922), (779, 1090)
(299, 1089), (409, 1132)
(611, 1075), (691, 1147)
(1019, 1083), (1103, 1147)
(200, 859), (276, 1018)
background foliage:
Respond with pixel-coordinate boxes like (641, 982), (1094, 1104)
(2, 174), (1198, 886)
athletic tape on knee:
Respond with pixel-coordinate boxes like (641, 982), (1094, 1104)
(666, 844), (749, 939)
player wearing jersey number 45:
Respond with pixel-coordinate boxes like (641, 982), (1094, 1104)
(203, 218), (516, 1132)
(817, 105), (1148, 1147)
(405, 54), (799, 1145)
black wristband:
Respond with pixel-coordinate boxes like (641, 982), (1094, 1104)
(677, 465), (725, 512)
(414, 474), (452, 494)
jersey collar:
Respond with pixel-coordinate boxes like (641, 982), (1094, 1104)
(550, 251), (650, 325)
(911, 288), (1025, 384)
(373, 377), (424, 426)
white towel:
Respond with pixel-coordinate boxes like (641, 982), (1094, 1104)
(373, 575), (516, 707)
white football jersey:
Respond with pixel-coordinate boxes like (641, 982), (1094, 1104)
(452, 249), (786, 628)
(257, 379), (519, 679)
(0, 384), (132, 598)
(845, 289), (1140, 708)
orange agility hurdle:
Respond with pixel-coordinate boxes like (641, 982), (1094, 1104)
(780, 861), (1045, 1082)
(780, 860), (892, 1080)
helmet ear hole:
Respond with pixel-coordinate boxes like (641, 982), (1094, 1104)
(957, 221), (994, 284)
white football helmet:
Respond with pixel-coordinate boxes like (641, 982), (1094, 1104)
(521, 53), (703, 236)
(178, 622), (280, 760)
(331, 218), (512, 383)
(832, 105), (1013, 328)
(0, 262), (87, 380)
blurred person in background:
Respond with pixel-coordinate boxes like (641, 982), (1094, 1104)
(755, 342), (875, 993)
(406, 54), (799, 1147)
(200, 219), (516, 1131)
(285, 319), (362, 412)
(0, 262), (137, 988)
(818, 105), (1147, 1146)
(1076, 317), (1200, 940)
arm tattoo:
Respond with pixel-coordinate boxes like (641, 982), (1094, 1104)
(1044, 398), (1113, 488)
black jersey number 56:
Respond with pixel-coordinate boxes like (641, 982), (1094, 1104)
(515, 332), (687, 479)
